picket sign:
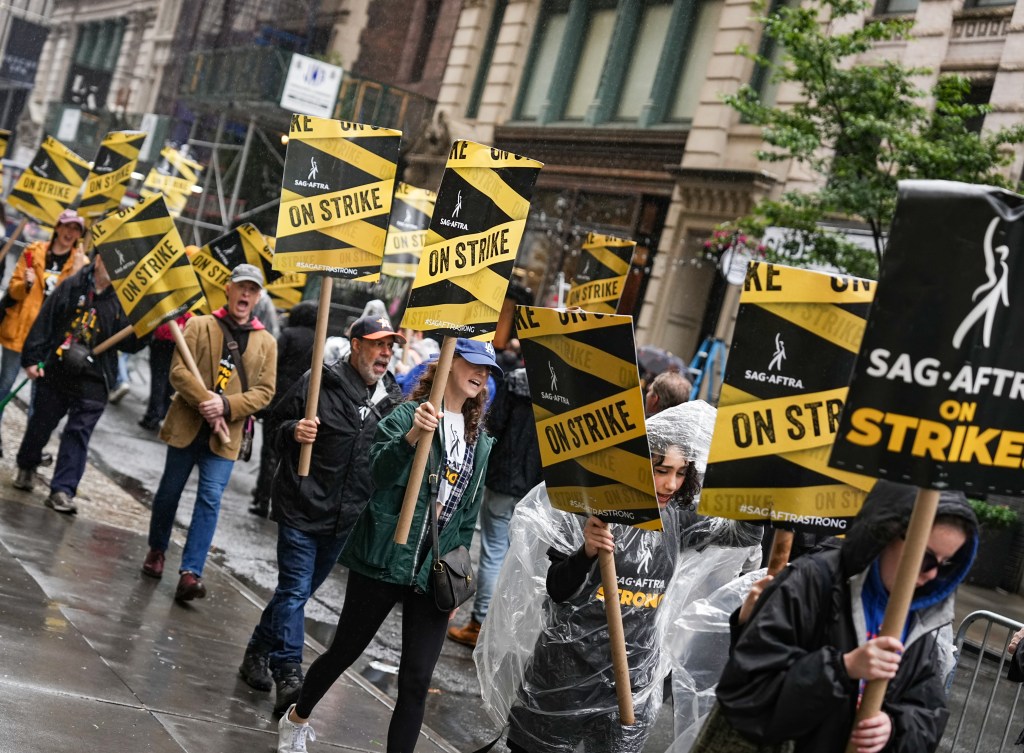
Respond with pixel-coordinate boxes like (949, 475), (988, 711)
(599, 549), (636, 725)
(92, 324), (134, 356)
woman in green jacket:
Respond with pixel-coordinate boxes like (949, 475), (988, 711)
(277, 338), (499, 753)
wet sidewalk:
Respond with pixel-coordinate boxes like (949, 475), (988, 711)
(0, 495), (457, 753)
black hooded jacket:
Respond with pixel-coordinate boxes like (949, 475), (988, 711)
(270, 300), (317, 408)
(269, 357), (403, 537)
(716, 481), (979, 753)
(484, 368), (542, 497)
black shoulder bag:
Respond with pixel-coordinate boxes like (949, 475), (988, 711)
(215, 319), (255, 462)
(427, 459), (476, 612)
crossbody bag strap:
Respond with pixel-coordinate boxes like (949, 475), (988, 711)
(427, 452), (444, 564)
(214, 317), (248, 391)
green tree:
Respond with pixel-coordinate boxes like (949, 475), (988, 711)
(724, 0), (1024, 278)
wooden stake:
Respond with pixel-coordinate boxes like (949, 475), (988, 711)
(845, 487), (940, 753)
(394, 336), (456, 545)
(767, 529), (795, 576)
(0, 218), (28, 263)
(599, 549), (636, 725)
(92, 324), (134, 356)
(297, 276), (333, 477)
(169, 323), (231, 445)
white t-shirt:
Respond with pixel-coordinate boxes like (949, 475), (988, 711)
(438, 409), (466, 507)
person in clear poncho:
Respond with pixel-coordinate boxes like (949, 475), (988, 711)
(475, 400), (763, 753)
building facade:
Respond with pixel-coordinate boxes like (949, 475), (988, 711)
(434, 0), (1024, 360)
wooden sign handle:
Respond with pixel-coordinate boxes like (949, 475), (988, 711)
(92, 324), (134, 356)
(297, 276), (333, 477)
(845, 488), (940, 753)
(169, 323), (232, 446)
(0, 218), (27, 263)
(599, 548), (636, 726)
(393, 336), (457, 545)
(767, 529), (794, 576)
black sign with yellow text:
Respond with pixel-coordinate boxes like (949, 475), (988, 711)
(382, 182), (436, 279)
(8, 136), (90, 226)
(80, 130), (146, 218)
(274, 114), (401, 279)
(191, 223), (280, 313)
(517, 306), (658, 529)
(566, 233), (636, 314)
(702, 262), (876, 534)
(831, 180), (1024, 495)
(141, 147), (202, 217)
(402, 141), (542, 341)
(92, 193), (205, 337)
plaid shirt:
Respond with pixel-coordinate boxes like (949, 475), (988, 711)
(436, 440), (476, 533)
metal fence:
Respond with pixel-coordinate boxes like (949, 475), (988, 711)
(941, 610), (1024, 752)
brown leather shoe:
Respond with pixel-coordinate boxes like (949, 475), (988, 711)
(142, 549), (165, 579)
(174, 571), (207, 602)
(447, 618), (481, 647)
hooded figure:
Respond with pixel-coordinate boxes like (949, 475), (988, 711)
(475, 401), (762, 753)
(712, 481), (979, 753)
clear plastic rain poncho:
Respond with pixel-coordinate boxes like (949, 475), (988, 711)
(475, 401), (763, 753)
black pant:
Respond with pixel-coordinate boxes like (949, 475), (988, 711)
(17, 379), (105, 495)
(295, 569), (451, 753)
(143, 340), (175, 423)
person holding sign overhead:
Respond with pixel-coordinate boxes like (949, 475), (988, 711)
(0, 209), (87, 454)
(276, 339), (498, 753)
(141, 264), (276, 602)
(707, 481), (978, 753)
(489, 401), (761, 753)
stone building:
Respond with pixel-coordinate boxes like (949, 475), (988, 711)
(432, 0), (1023, 358)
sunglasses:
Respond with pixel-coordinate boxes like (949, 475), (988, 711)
(920, 549), (956, 575)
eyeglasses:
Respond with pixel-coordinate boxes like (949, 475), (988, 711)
(920, 549), (956, 575)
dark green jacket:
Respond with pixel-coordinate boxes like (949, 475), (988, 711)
(339, 400), (494, 591)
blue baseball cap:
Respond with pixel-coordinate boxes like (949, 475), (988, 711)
(455, 338), (502, 376)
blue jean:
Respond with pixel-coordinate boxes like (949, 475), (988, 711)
(147, 433), (235, 576)
(15, 379), (106, 495)
(0, 346), (23, 424)
(248, 523), (347, 673)
(471, 488), (519, 623)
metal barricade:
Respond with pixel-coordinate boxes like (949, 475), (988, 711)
(942, 610), (1024, 753)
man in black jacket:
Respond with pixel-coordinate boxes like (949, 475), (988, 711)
(238, 314), (405, 715)
(11, 256), (142, 513)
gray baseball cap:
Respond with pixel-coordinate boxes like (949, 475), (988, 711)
(230, 263), (264, 288)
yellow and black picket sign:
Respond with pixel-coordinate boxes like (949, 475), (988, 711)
(80, 131), (147, 218)
(191, 223), (279, 312)
(0, 129), (9, 176)
(141, 147), (203, 217)
(518, 305), (651, 727)
(516, 306), (659, 529)
(274, 115), (401, 279)
(7, 136), (90, 226)
(565, 233), (636, 314)
(260, 236), (306, 311)
(402, 141), (543, 341)
(701, 262), (876, 535)
(91, 193), (204, 337)
(382, 182), (436, 279)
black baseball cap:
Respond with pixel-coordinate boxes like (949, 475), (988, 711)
(350, 315), (407, 344)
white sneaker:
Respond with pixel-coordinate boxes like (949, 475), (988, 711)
(108, 383), (131, 404)
(277, 705), (316, 753)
